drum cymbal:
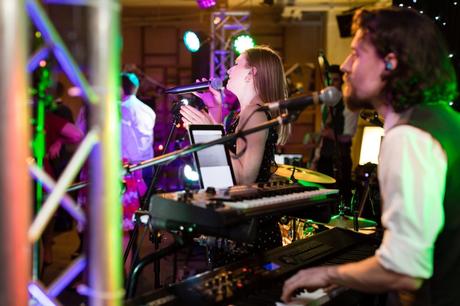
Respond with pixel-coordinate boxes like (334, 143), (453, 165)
(275, 164), (336, 184)
(327, 214), (377, 230)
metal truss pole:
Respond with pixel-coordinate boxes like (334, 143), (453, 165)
(25, 0), (123, 304)
(209, 10), (250, 80)
(87, 0), (124, 305)
(0, 0), (31, 304)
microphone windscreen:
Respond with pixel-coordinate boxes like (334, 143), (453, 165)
(320, 87), (342, 107)
(210, 78), (224, 90)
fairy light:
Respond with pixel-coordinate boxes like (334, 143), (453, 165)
(396, 1), (459, 62)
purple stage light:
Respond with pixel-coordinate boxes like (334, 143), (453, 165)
(196, 0), (216, 9)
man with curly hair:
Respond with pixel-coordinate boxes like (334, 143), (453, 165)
(282, 7), (460, 305)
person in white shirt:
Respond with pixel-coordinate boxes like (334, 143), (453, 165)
(73, 73), (156, 268)
(119, 72), (156, 271)
(282, 7), (459, 305)
(121, 72), (156, 185)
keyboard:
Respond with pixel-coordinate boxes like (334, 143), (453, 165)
(149, 182), (338, 233)
(126, 227), (380, 306)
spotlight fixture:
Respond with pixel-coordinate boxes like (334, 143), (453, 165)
(232, 34), (255, 54)
(183, 31), (201, 53)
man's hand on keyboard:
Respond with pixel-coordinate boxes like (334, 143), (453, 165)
(281, 266), (337, 303)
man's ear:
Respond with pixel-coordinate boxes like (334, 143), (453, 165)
(384, 53), (398, 71)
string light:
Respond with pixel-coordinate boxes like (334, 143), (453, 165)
(396, 1), (459, 63)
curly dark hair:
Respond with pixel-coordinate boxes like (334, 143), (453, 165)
(353, 7), (458, 112)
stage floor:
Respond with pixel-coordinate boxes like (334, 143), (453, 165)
(41, 225), (209, 305)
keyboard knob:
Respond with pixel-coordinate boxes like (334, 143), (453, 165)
(206, 201), (224, 209)
(206, 186), (216, 195)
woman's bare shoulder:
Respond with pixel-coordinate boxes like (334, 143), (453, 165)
(238, 105), (269, 130)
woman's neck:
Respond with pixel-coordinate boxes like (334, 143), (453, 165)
(238, 91), (261, 112)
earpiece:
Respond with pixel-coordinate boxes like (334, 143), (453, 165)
(385, 61), (393, 71)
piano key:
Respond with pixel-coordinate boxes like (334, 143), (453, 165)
(275, 288), (328, 306)
(223, 189), (338, 210)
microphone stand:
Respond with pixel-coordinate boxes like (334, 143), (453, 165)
(123, 101), (182, 289)
(124, 112), (292, 297)
(329, 103), (346, 211)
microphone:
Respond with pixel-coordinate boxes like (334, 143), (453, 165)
(262, 86), (342, 112)
(165, 78), (224, 94)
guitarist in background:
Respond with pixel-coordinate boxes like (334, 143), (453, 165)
(312, 64), (358, 205)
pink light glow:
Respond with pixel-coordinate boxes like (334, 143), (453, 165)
(196, 0), (216, 9)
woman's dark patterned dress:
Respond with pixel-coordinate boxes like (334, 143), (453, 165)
(207, 109), (282, 267)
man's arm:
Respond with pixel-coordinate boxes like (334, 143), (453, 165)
(332, 256), (422, 292)
(282, 256), (422, 303)
(376, 126), (446, 277)
(337, 106), (358, 143)
(60, 122), (84, 143)
(282, 125), (446, 303)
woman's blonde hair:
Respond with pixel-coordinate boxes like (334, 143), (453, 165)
(245, 46), (291, 145)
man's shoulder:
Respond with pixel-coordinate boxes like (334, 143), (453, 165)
(126, 97), (155, 114)
(386, 124), (427, 138)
